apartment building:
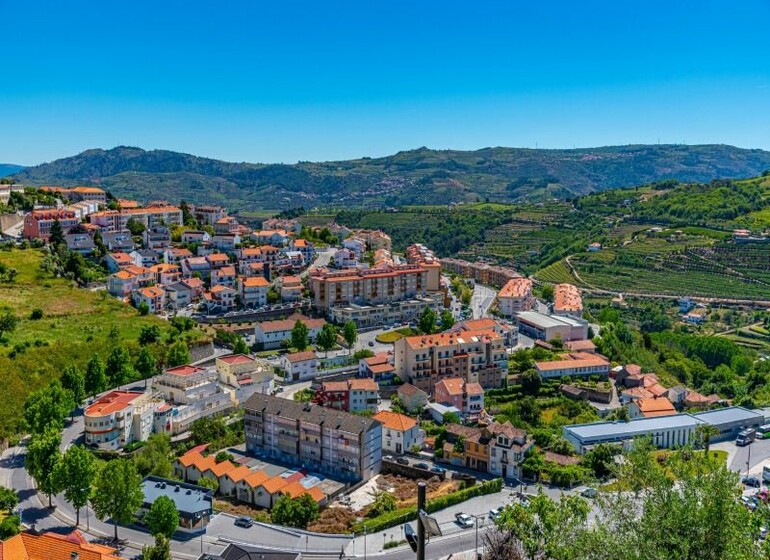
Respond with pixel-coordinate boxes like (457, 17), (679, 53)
(239, 276), (269, 308)
(353, 229), (392, 251)
(434, 377), (484, 419)
(108, 270), (138, 297)
(132, 285), (166, 313)
(487, 422), (534, 480)
(89, 206), (182, 232)
(254, 313), (326, 350)
(314, 378), (380, 413)
(373, 411), (424, 455)
(63, 186), (107, 203)
(215, 354), (273, 400)
(195, 205), (227, 226)
(394, 328), (508, 394)
(534, 352), (610, 379)
(441, 258), (520, 287)
(143, 226), (172, 252)
(553, 283), (583, 317)
(310, 264), (429, 311)
(211, 265), (237, 288)
(359, 352), (396, 384)
(84, 391), (155, 450)
(204, 285), (236, 313)
(280, 275), (303, 302)
(23, 209), (80, 240)
(405, 243), (442, 292)
(244, 393), (382, 482)
(330, 295), (444, 328)
(497, 277), (534, 316)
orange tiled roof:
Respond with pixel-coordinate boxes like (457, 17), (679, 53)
(373, 410), (417, 432)
(553, 283), (582, 313)
(259, 475), (289, 494)
(206, 460), (235, 477)
(112, 270), (136, 280)
(498, 277), (532, 298)
(0, 531), (122, 560)
(535, 352), (609, 372)
(242, 470), (270, 488)
(348, 378), (378, 391)
(635, 397), (676, 417)
(224, 465), (253, 483)
(242, 276), (269, 287)
(85, 391), (143, 417)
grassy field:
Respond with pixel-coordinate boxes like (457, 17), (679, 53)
(376, 327), (416, 344)
(0, 248), (204, 438)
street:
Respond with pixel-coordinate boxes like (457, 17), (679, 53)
(471, 284), (496, 320)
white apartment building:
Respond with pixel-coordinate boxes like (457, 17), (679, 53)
(84, 391), (155, 450)
(373, 411), (424, 455)
(280, 351), (319, 382)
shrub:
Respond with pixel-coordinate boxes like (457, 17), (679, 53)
(29, 308), (43, 320)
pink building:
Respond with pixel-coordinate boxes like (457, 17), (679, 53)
(434, 377), (484, 419)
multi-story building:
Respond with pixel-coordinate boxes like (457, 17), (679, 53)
(359, 352), (396, 384)
(280, 275), (303, 301)
(143, 226), (172, 252)
(215, 354), (273, 401)
(310, 264), (430, 311)
(105, 251), (133, 271)
(165, 247), (194, 265)
(212, 233), (240, 252)
(194, 205), (227, 227)
(516, 311), (588, 342)
(89, 206), (182, 232)
(132, 285), (166, 313)
(534, 352), (610, 379)
(63, 186), (107, 203)
(214, 216), (240, 234)
(333, 248), (358, 268)
(108, 270), (138, 297)
(181, 256), (211, 278)
(396, 383), (429, 413)
(405, 244), (442, 292)
(434, 377), (484, 419)
(353, 229), (392, 251)
(374, 411), (424, 455)
(553, 283), (583, 317)
(497, 277), (534, 316)
(102, 231), (136, 253)
(279, 351), (319, 382)
(150, 263), (182, 286)
(203, 285), (237, 313)
(440, 421), (532, 478)
(262, 218), (302, 233)
(394, 328), (508, 394)
(487, 422), (534, 480)
(130, 249), (160, 268)
(441, 258), (520, 288)
(84, 391), (155, 450)
(314, 378), (380, 413)
(23, 209), (80, 241)
(153, 365), (235, 434)
(329, 295), (444, 328)
(254, 314), (326, 350)
(211, 265), (237, 288)
(243, 393), (382, 482)
(239, 276), (269, 308)
(343, 238), (366, 260)
(205, 253), (231, 270)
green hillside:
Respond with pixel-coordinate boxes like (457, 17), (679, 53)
(13, 144), (770, 211)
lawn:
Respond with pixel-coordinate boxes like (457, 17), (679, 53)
(0, 247), (205, 437)
(376, 327), (417, 344)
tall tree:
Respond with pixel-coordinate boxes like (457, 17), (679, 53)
(85, 354), (107, 398)
(133, 433), (173, 478)
(316, 324), (337, 357)
(165, 340), (191, 367)
(271, 494), (319, 529)
(695, 424), (721, 456)
(139, 325), (162, 346)
(135, 347), (159, 385)
(418, 306), (437, 335)
(54, 444), (97, 525)
(0, 308), (19, 340)
(23, 380), (75, 434)
(142, 534), (172, 560)
(49, 218), (65, 247)
(291, 320), (309, 351)
(342, 321), (357, 354)
(440, 309), (455, 330)
(232, 336), (250, 355)
(126, 218), (146, 236)
(144, 495), (179, 538)
(91, 459), (144, 540)
(26, 427), (63, 508)
(105, 346), (134, 387)
(60, 364), (85, 407)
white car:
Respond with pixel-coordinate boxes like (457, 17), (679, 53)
(489, 507), (503, 520)
(455, 513), (474, 528)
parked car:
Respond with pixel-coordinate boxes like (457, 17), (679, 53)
(581, 487), (598, 498)
(455, 513), (474, 528)
(742, 476), (761, 488)
(234, 516), (254, 528)
(395, 457), (410, 466)
(489, 507), (503, 520)
(414, 462), (430, 470)
(430, 466), (445, 474)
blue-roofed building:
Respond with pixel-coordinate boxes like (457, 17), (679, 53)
(691, 406), (764, 440)
(140, 476), (213, 533)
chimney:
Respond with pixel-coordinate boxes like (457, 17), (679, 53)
(71, 553), (80, 560)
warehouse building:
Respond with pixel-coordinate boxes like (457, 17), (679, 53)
(516, 311), (588, 342)
(691, 407), (764, 440)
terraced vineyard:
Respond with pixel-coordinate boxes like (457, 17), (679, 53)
(458, 221), (566, 265)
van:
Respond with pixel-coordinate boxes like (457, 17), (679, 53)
(737, 428), (756, 446)
(762, 464), (770, 484)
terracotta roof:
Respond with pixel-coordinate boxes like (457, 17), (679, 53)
(634, 397), (677, 418)
(373, 410), (417, 432)
(348, 378), (379, 391)
(564, 340), (596, 351)
(112, 270), (136, 280)
(403, 328), (501, 350)
(285, 351), (317, 363)
(436, 377), (465, 396)
(85, 391), (143, 417)
(206, 253), (230, 262)
(241, 276), (269, 287)
(553, 283), (582, 313)
(280, 480), (308, 499)
(535, 353), (609, 372)
(164, 364), (205, 376)
(624, 364), (642, 376)
(210, 284), (235, 294)
(138, 285), (165, 298)
(259, 475), (290, 494)
(108, 252), (132, 262)
(398, 383), (427, 398)
(177, 451), (204, 468)
(0, 531), (122, 560)
(498, 277), (532, 298)
(622, 387), (654, 400)
(225, 465), (254, 483)
(241, 470), (270, 488)
(218, 354), (254, 365)
(646, 383), (668, 398)
(364, 352), (390, 366)
(258, 314), (325, 333)
(368, 363), (395, 374)
(207, 460), (236, 477)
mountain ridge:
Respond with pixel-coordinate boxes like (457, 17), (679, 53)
(12, 144), (770, 210)
(0, 164), (25, 178)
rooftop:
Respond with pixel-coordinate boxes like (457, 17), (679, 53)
(142, 476), (213, 515)
(373, 410), (418, 432)
(285, 351), (317, 363)
(565, 413), (703, 441)
(218, 354), (255, 365)
(85, 391), (145, 417)
(499, 277), (532, 298)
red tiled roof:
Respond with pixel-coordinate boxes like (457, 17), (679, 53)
(373, 411), (417, 432)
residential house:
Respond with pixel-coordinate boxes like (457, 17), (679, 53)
(107, 270), (138, 297)
(132, 285), (166, 313)
(333, 248), (358, 268)
(65, 232), (95, 255)
(359, 352), (396, 384)
(130, 249), (159, 267)
(140, 476), (214, 532)
(150, 263), (182, 286)
(84, 391), (155, 450)
(0, 529), (123, 560)
(290, 238), (315, 262)
(104, 251), (133, 271)
(254, 229), (291, 246)
(254, 313), (326, 350)
(214, 216), (239, 234)
(534, 352), (610, 379)
(143, 226), (171, 252)
(488, 422), (534, 480)
(279, 351), (319, 382)
(237, 247), (265, 273)
(123, 265), (155, 286)
(314, 378), (380, 413)
(181, 277), (205, 299)
(23, 209), (80, 240)
(216, 354), (273, 400)
(165, 247), (194, 264)
(206, 252), (231, 270)
(396, 383), (428, 413)
(181, 256), (211, 279)
(628, 397), (677, 419)
(211, 265), (237, 288)
(212, 233), (241, 252)
(182, 230), (211, 244)
(553, 283), (583, 317)
(239, 276), (269, 308)
(434, 377), (484, 419)
(204, 285), (237, 313)
(166, 282), (193, 310)
(244, 393), (382, 482)
(280, 275), (303, 301)
(374, 410), (423, 455)
(343, 238), (365, 260)
(195, 205), (227, 227)
(102, 231), (136, 252)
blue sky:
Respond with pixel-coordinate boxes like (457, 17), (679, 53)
(2, 0), (770, 165)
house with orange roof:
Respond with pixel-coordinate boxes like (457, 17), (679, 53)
(211, 265), (237, 288)
(290, 237), (315, 262)
(204, 285), (237, 313)
(254, 475), (290, 508)
(117, 198), (140, 209)
(234, 469), (270, 504)
(122, 264), (155, 286)
(314, 378), (379, 413)
(216, 353), (273, 401)
(396, 383), (429, 413)
(534, 352), (610, 379)
(219, 465), (252, 496)
(164, 246), (194, 265)
(280, 351), (319, 382)
(434, 377), (484, 419)
(107, 269), (138, 297)
(67, 186), (107, 203)
(553, 283), (583, 317)
(205, 252), (231, 270)
(279, 275), (303, 302)
(0, 530), (122, 560)
(253, 229), (291, 246)
(200, 460), (236, 487)
(373, 410), (423, 454)
(239, 275), (270, 308)
(214, 216), (239, 234)
(84, 391), (155, 450)
(181, 230), (211, 244)
(150, 263), (182, 285)
(628, 397), (677, 419)
(254, 313), (326, 350)
(359, 351), (396, 383)
(132, 284), (166, 313)
(497, 277), (534, 316)
(104, 251), (133, 272)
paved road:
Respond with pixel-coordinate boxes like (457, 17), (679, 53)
(471, 284), (496, 320)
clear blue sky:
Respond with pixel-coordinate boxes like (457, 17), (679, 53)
(2, 0), (770, 165)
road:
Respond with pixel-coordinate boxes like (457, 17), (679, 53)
(471, 284), (496, 319)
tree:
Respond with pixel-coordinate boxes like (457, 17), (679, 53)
(540, 284), (555, 303)
(165, 340), (191, 367)
(26, 427), (63, 508)
(271, 494), (320, 529)
(91, 459), (144, 540)
(93, 229), (107, 257)
(0, 308), (19, 339)
(137, 301), (150, 316)
(54, 444), (97, 525)
(196, 477), (219, 492)
(695, 424), (721, 456)
(582, 443), (619, 479)
(521, 369), (542, 396)
(418, 306), (437, 335)
(139, 325), (162, 346)
(135, 346), (159, 384)
(190, 416), (228, 445)
(232, 336), (250, 355)
(142, 534), (171, 560)
(180, 200), (198, 228)
(144, 495), (179, 538)
(440, 310), (455, 330)
(317, 324), (337, 357)
(105, 346), (135, 387)
(0, 486), (18, 513)
(23, 380), (76, 434)
(126, 218), (146, 236)
(291, 320), (309, 351)
(85, 354), (107, 398)
(133, 433), (173, 478)
(342, 321), (357, 354)
(366, 491), (397, 518)
(60, 365), (85, 407)
(49, 218), (65, 247)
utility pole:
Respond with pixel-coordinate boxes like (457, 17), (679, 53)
(417, 482), (426, 560)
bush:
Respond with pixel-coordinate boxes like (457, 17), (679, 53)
(29, 308), (43, 320)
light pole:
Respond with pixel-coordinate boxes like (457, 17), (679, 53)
(363, 526), (367, 560)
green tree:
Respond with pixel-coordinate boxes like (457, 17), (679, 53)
(165, 340), (191, 367)
(144, 495), (179, 538)
(139, 325), (162, 345)
(23, 380), (75, 434)
(190, 416), (228, 445)
(0, 486), (18, 512)
(540, 284), (554, 303)
(0, 515), (20, 539)
(196, 476), (219, 492)
(49, 218), (65, 247)
(105, 346), (135, 387)
(60, 365), (86, 407)
(440, 309), (455, 330)
(126, 218), (146, 236)
(85, 354), (107, 398)
(232, 336), (250, 355)
(366, 491), (397, 518)
(271, 494), (320, 529)
(135, 346), (159, 384)
(418, 306), (437, 335)
(342, 321), (357, 354)
(142, 534), (172, 560)
(521, 369), (542, 396)
(54, 444), (97, 525)
(137, 301), (150, 316)
(27, 427), (63, 508)
(316, 324), (337, 357)
(93, 229), (107, 257)
(695, 424), (721, 456)
(133, 433), (173, 478)
(0, 308), (19, 340)
(180, 200), (198, 228)
(91, 459), (144, 540)
(291, 320), (309, 351)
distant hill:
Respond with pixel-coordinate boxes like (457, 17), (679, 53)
(12, 144), (770, 210)
(0, 164), (24, 178)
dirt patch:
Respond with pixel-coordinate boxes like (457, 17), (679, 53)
(375, 473), (460, 508)
(307, 506), (357, 534)
(214, 498), (272, 523)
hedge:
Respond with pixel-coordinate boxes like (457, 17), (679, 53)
(352, 478), (503, 533)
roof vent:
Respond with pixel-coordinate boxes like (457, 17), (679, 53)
(186, 489), (192, 495)
(174, 485), (180, 492)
